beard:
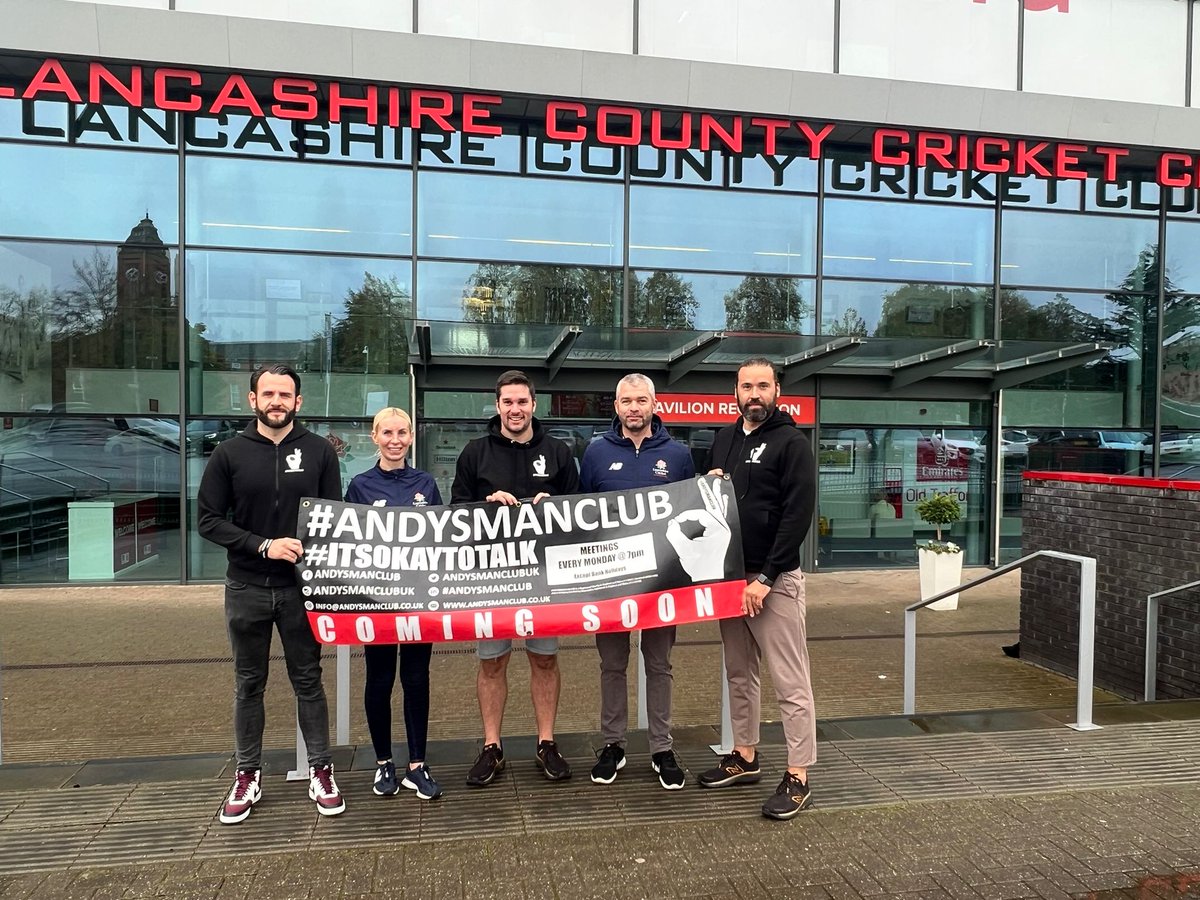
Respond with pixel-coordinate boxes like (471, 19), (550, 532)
(740, 400), (773, 423)
(255, 406), (297, 430)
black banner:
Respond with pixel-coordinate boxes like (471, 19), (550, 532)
(296, 475), (745, 644)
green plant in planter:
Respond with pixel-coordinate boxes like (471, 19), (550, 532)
(915, 491), (963, 553)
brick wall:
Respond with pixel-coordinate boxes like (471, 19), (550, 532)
(1021, 473), (1200, 700)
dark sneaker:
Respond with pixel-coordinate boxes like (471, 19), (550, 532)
(372, 761), (399, 797)
(535, 740), (573, 781)
(466, 743), (505, 787)
(219, 768), (261, 824)
(589, 743), (626, 784)
(651, 750), (686, 790)
(401, 763), (443, 800)
(308, 764), (346, 816)
(698, 750), (761, 788)
(761, 772), (812, 820)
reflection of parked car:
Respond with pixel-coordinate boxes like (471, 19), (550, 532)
(1124, 462), (1200, 480)
(546, 426), (593, 457)
(186, 418), (240, 455)
(1159, 431), (1200, 459)
(105, 418), (181, 456)
(1028, 429), (1148, 475)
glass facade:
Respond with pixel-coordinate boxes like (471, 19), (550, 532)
(0, 51), (1194, 585)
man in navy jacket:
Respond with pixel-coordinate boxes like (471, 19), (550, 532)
(579, 373), (694, 789)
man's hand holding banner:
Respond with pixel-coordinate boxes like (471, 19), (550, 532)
(297, 476), (745, 644)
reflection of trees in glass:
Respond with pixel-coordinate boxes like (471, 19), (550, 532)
(629, 271), (697, 329)
(825, 307), (868, 337)
(460, 264), (619, 325)
(723, 275), (811, 333)
(57, 249), (118, 339)
(875, 284), (990, 338)
(0, 284), (52, 384)
(331, 273), (411, 373)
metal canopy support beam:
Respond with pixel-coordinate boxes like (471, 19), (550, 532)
(890, 339), (995, 390)
(779, 336), (865, 386)
(990, 343), (1111, 391)
(411, 320), (431, 366)
(544, 325), (582, 382)
(666, 331), (724, 385)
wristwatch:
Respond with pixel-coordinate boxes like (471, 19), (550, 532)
(754, 573), (774, 588)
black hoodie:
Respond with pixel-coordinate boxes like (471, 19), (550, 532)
(708, 407), (815, 581)
(451, 415), (578, 503)
(197, 421), (342, 586)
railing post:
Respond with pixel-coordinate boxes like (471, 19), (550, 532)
(635, 634), (648, 731)
(287, 717), (308, 781)
(336, 645), (350, 746)
(709, 648), (732, 755)
(903, 608), (917, 716)
(1145, 595), (1159, 702)
(1067, 556), (1101, 732)
(0, 642), (4, 765)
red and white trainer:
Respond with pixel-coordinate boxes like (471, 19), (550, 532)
(219, 768), (262, 825)
(308, 764), (346, 816)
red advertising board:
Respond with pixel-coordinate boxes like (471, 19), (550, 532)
(655, 394), (815, 426)
(916, 437), (971, 482)
(112, 500), (137, 572)
(135, 498), (159, 564)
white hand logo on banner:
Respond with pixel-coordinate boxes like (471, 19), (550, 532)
(665, 476), (732, 583)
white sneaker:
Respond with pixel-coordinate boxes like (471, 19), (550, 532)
(308, 764), (346, 816)
(219, 769), (261, 824)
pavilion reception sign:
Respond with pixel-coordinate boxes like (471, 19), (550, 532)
(297, 476), (745, 644)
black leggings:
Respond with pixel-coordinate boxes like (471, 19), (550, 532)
(363, 643), (433, 763)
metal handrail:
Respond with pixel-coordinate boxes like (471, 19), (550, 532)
(0, 451), (110, 492)
(1143, 579), (1200, 702)
(0, 461), (81, 497)
(904, 549), (1100, 731)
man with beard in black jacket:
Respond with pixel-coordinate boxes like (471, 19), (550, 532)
(698, 357), (817, 821)
(452, 369), (579, 787)
(197, 363), (345, 825)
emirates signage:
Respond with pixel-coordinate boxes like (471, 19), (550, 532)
(0, 56), (1192, 186)
(655, 394), (815, 426)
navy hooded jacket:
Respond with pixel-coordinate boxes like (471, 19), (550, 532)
(345, 461), (442, 508)
(579, 414), (695, 493)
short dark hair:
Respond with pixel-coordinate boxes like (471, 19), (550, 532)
(737, 356), (779, 383)
(250, 363), (301, 394)
(496, 369), (535, 400)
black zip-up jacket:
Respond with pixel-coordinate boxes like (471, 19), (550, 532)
(197, 421), (342, 586)
(708, 407), (815, 581)
(451, 415), (578, 503)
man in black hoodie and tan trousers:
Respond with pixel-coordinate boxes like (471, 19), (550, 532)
(698, 356), (817, 820)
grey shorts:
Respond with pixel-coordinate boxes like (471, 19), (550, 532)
(476, 637), (559, 660)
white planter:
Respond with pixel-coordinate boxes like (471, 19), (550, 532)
(918, 547), (964, 611)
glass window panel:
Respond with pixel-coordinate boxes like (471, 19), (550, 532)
(1023, 0), (1186, 105)
(0, 144), (178, 244)
(638, 0), (835, 72)
(629, 186), (815, 275)
(823, 199), (994, 283)
(1000, 175), (1083, 211)
(825, 152), (996, 205)
(526, 136), (625, 181)
(1161, 294), (1200, 431)
(186, 250), (412, 417)
(0, 100), (176, 148)
(816, 425), (988, 568)
(1001, 289), (1153, 425)
(840, 0), (1017, 89)
(417, 171), (623, 266)
(419, 0), (633, 52)
(632, 146), (724, 187)
(1001, 210), (1158, 290)
(176, 0), (413, 30)
(0, 239), (179, 415)
(187, 114), (411, 165)
(1165, 219), (1200, 294)
(630, 269), (814, 332)
(419, 130), (520, 173)
(187, 156), (411, 255)
(1083, 175), (1161, 216)
(418, 260), (622, 326)
(821, 280), (992, 340)
(731, 152), (818, 194)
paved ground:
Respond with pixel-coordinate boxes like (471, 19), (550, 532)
(2, 568), (1199, 898)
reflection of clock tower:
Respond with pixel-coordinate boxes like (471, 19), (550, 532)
(115, 214), (173, 369)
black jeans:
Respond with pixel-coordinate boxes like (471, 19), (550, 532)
(224, 579), (330, 769)
(363, 642), (433, 763)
